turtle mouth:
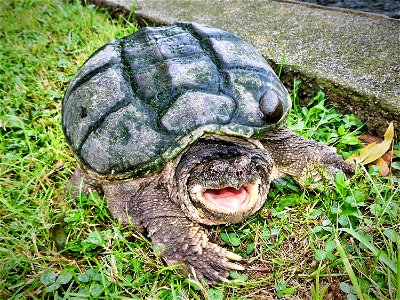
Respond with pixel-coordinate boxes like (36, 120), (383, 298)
(204, 186), (248, 210)
(190, 180), (261, 213)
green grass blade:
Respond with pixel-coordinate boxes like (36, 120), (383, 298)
(339, 228), (397, 274)
(397, 240), (399, 300)
(1, 0), (398, 298)
(335, 237), (365, 300)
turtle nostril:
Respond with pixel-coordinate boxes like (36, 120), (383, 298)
(259, 90), (283, 123)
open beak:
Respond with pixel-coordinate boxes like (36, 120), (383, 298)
(190, 180), (261, 212)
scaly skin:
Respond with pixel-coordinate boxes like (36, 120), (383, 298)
(68, 128), (354, 283)
(130, 181), (244, 283)
(262, 127), (355, 185)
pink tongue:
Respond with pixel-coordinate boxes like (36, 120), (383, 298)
(203, 187), (248, 209)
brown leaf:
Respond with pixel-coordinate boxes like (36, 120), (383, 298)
(43, 159), (63, 181)
(382, 150), (396, 163)
(358, 134), (383, 144)
(376, 157), (390, 177)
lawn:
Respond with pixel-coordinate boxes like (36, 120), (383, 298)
(0, 0), (399, 299)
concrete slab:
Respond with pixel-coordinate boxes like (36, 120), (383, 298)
(91, 0), (399, 135)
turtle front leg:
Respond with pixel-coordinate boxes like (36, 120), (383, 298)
(262, 127), (355, 185)
(130, 181), (243, 283)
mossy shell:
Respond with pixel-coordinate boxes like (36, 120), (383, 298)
(62, 22), (291, 180)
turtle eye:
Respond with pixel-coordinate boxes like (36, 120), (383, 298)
(259, 90), (283, 123)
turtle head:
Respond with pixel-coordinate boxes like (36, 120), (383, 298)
(173, 137), (273, 225)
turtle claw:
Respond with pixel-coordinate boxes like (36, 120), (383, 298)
(179, 243), (245, 283)
(226, 251), (243, 261)
(142, 202), (245, 283)
(225, 261), (245, 271)
(219, 277), (231, 283)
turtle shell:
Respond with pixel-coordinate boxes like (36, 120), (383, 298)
(62, 22), (291, 180)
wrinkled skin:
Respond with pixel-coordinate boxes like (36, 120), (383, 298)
(70, 127), (354, 283)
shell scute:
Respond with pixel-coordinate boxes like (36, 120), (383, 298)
(63, 65), (133, 151)
(122, 26), (220, 109)
(81, 101), (165, 176)
(210, 38), (271, 71)
(65, 42), (121, 99)
(226, 69), (289, 126)
(161, 92), (236, 133)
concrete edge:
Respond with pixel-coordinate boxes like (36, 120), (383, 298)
(277, 0), (400, 21)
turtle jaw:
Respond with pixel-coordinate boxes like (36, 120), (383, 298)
(190, 179), (261, 215)
(188, 178), (268, 225)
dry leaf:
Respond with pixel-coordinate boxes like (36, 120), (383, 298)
(382, 150), (396, 162)
(40, 159), (64, 181)
(347, 122), (394, 165)
(376, 157), (390, 176)
(347, 142), (377, 162)
(358, 134), (383, 144)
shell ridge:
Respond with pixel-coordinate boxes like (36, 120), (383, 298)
(63, 67), (125, 153)
(178, 23), (237, 106)
(64, 59), (121, 102)
(64, 41), (121, 101)
(152, 32), (166, 60)
(120, 37), (140, 99)
(156, 87), (214, 116)
(124, 28), (174, 109)
(76, 94), (134, 159)
(154, 77), (226, 117)
(224, 65), (275, 77)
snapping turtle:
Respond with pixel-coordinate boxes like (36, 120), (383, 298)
(63, 22), (354, 282)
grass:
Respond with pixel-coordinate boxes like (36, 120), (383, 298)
(0, 0), (399, 299)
